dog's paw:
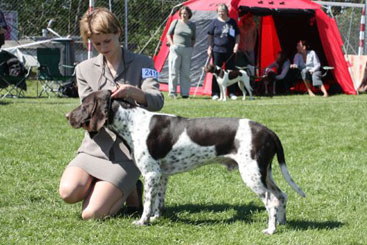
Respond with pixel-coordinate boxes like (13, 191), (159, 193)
(277, 219), (286, 225)
(132, 219), (148, 226)
(149, 214), (160, 223)
(262, 228), (276, 235)
(277, 215), (287, 225)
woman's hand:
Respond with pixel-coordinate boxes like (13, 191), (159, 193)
(111, 84), (132, 99)
(290, 64), (298, 69)
(207, 46), (212, 56)
(233, 44), (239, 54)
(111, 84), (147, 106)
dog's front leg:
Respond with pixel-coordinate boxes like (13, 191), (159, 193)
(150, 176), (168, 222)
(219, 84), (227, 101)
(133, 171), (161, 226)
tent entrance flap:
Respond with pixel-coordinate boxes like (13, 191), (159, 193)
(259, 16), (282, 76)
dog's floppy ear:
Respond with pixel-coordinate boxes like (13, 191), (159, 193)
(66, 90), (111, 132)
(66, 98), (96, 129)
(88, 90), (112, 132)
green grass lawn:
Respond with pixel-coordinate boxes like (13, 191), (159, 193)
(1, 82), (367, 244)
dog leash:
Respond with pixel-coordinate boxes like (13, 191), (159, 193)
(194, 55), (211, 97)
(221, 53), (236, 69)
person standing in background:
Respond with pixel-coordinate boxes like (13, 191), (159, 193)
(167, 6), (196, 99)
(207, 3), (240, 100)
(238, 13), (257, 66)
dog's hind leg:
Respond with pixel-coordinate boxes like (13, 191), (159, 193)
(266, 168), (288, 225)
(237, 160), (278, 235)
(243, 78), (253, 100)
(246, 83), (253, 100)
(150, 176), (168, 222)
(238, 81), (246, 100)
(158, 176), (168, 212)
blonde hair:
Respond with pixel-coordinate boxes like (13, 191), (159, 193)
(79, 7), (122, 46)
(217, 3), (229, 14)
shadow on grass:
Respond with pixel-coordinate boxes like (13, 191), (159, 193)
(0, 100), (12, 105)
(287, 220), (344, 231)
(161, 203), (344, 231)
(163, 202), (264, 225)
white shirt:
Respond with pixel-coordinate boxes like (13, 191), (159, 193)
(293, 50), (320, 73)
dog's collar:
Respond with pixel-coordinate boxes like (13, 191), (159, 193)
(106, 95), (113, 126)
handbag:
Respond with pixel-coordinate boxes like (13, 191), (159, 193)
(166, 20), (178, 47)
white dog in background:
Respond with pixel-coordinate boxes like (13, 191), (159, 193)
(204, 64), (253, 101)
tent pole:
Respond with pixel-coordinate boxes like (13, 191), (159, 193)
(358, 5), (365, 55)
(87, 0), (94, 59)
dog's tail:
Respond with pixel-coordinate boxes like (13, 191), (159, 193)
(273, 133), (306, 197)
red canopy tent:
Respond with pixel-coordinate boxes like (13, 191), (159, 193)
(153, 0), (356, 95)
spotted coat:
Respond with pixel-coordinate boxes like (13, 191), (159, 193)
(66, 90), (305, 235)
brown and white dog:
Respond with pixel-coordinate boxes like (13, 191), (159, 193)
(204, 64), (253, 101)
(66, 90), (305, 235)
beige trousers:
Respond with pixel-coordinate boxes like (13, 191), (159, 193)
(168, 45), (193, 97)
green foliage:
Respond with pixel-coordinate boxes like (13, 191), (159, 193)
(1, 0), (177, 56)
(118, 0), (174, 55)
(1, 81), (367, 244)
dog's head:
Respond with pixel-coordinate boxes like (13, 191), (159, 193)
(66, 90), (112, 133)
(203, 64), (217, 74)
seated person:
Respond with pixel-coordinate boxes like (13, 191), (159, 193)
(264, 51), (292, 95)
(290, 40), (328, 97)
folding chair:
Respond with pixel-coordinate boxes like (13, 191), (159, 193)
(0, 50), (30, 98)
(321, 66), (334, 77)
(36, 47), (75, 97)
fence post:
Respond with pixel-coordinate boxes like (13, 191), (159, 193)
(124, 0), (128, 49)
(88, 0), (95, 59)
(359, 5), (365, 55)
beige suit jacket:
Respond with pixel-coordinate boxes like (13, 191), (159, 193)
(75, 48), (164, 163)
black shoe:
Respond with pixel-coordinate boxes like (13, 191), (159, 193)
(182, 96), (189, 99)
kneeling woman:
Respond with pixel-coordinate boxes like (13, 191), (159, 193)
(291, 40), (328, 97)
(59, 8), (164, 219)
